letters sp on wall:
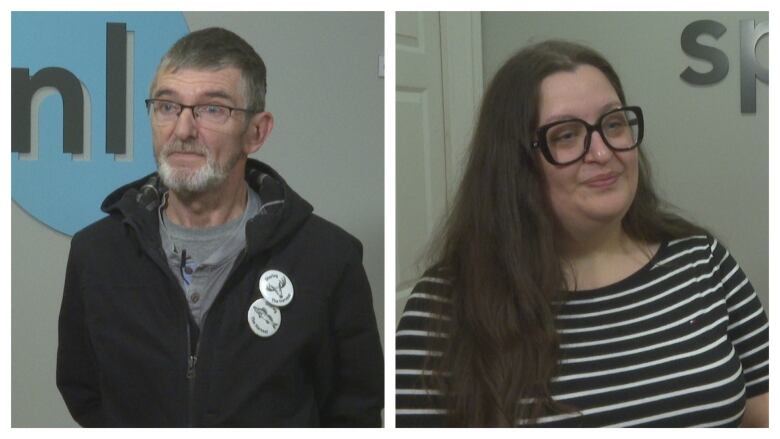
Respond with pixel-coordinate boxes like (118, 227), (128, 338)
(680, 19), (768, 114)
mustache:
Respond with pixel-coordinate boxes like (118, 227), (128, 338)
(161, 141), (208, 157)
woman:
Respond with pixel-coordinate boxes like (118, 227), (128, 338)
(395, 40), (768, 427)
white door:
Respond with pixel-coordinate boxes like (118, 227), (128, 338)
(395, 12), (447, 321)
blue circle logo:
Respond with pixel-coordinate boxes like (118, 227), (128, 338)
(12, 12), (189, 236)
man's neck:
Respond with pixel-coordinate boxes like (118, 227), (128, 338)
(164, 172), (248, 229)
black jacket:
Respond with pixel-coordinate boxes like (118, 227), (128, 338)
(56, 159), (384, 427)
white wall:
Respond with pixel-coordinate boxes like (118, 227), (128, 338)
(11, 11), (384, 427)
(481, 11), (768, 312)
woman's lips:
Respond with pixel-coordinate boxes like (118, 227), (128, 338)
(583, 172), (619, 188)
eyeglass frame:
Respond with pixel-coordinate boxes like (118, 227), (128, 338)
(530, 106), (644, 166)
(144, 98), (259, 126)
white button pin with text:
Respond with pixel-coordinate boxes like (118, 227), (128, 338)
(258, 270), (294, 307)
(247, 298), (281, 338)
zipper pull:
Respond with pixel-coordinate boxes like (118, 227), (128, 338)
(187, 355), (197, 379)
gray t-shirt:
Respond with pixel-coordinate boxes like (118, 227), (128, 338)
(158, 185), (263, 327)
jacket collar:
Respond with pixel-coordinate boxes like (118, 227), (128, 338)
(101, 158), (313, 258)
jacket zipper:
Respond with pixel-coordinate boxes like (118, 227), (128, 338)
(183, 249), (248, 427)
(129, 232), (198, 426)
(129, 222), (252, 427)
(186, 322), (200, 427)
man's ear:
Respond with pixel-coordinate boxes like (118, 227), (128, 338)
(244, 111), (274, 155)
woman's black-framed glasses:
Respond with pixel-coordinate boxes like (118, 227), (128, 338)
(531, 106), (644, 166)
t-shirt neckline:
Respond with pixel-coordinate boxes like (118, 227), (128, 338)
(564, 240), (670, 297)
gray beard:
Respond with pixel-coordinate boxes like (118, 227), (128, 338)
(157, 158), (226, 194)
(156, 142), (242, 195)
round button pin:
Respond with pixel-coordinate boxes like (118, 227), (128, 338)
(247, 298), (281, 338)
(258, 270), (294, 307)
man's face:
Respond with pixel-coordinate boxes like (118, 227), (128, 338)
(150, 67), (252, 194)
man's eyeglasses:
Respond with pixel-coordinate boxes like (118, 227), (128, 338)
(531, 106), (644, 166)
(145, 99), (257, 127)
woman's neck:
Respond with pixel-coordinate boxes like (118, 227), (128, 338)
(560, 223), (657, 291)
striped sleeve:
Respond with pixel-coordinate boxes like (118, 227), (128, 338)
(395, 273), (451, 427)
(709, 237), (769, 398)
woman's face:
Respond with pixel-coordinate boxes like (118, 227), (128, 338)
(536, 64), (639, 235)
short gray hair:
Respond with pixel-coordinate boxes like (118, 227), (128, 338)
(150, 27), (267, 112)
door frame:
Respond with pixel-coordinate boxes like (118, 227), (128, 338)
(395, 12), (483, 324)
(440, 11), (484, 203)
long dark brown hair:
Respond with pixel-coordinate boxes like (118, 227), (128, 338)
(423, 40), (708, 426)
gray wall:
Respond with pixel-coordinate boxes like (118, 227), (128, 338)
(12, 11), (384, 427)
(482, 11), (768, 312)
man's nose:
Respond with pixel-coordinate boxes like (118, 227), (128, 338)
(173, 107), (199, 141)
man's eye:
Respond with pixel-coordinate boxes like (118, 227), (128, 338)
(158, 103), (178, 114)
(202, 105), (227, 115)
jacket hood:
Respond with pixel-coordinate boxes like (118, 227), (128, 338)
(100, 158), (314, 258)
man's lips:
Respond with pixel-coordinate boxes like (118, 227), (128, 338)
(165, 151), (206, 165)
(166, 151), (205, 158)
(167, 150), (204, 156)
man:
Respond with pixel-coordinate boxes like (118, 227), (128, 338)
(56, 27), (383, 427)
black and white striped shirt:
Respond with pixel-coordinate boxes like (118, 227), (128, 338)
(396, 235), (769, 427)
